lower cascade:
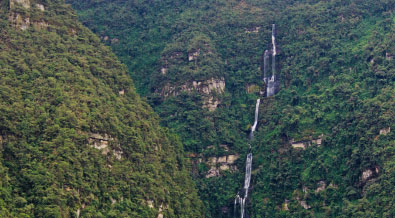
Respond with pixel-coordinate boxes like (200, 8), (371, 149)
(235, 98), (260, 218)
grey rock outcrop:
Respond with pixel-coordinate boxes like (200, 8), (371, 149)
(10, 0), (30, 9)
(379, 127), (390, 135)
(162, 78), (225, 111)
(205, 154), (239, 178)
(88, 133), (123, 160)
(291, 135), (323, 149)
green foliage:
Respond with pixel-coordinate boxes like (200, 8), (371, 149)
(0, 0), (203, 217)
(68, 0), (395, 217)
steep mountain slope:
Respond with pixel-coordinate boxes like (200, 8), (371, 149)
(0, 0), (203, 217)
(251, 1), (394, 217)
(68, 0), (394, 217)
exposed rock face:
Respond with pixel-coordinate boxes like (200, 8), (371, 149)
(226, 154), (239, 164)
(188, 49), (200, 61)
(35, 3), (44, 11)
(291, 142), (306, 149)
(70, 28), (77, 35)
(10, 0), (30, 9)
(245, 26), (261, 33)
(110, 197), (117, 205)
(157, 204), (168, 218)
(315, 181), (326, 193)
(9, 0), (47, 31)
(147, 200), (154, 208)
(283, 199), (290, 211)
(160, 67), (167, 75)
(113, 149), (123, 160)
(32, 21), (49, 30)
(144, 200), (167, 218)
(219, 144), (229, 151)
(300, 200), (311, 209)
(88, 133), (123, 159)
(362, 169), (373, 181)
(380, 127), (390, 135)
(161, 78), (225, 111)
(293, 186), (312, 210)
(206, 168), (220, 178)
(360, 167), (379, 183)
(89, 133), (111, 152)
(217, 156), (227, 163)
(291, 135), (323, 149)
(9, 12), (30, 30)
(203, 96), (220, 112)
(205, 154), (239, 178)
(9, 0), (31, 31)
(162, 78), (225, 96)
(312, 137), (322, 145)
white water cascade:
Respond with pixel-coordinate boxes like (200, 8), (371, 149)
(235, 24), (278, 217)
(272, 24), (277, 56)
(265, 24), (278, 97)
(250, 99), (261, 139)
(235, 98), (260, 218)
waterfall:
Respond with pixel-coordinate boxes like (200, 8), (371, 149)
(249, 99), (261, 139)
(271, 24), (276, 82)
(272, 24), (277, 56)
(235, 24), (278, 217)
(266, 24), (278, 97)
(263, 50), (269, 84)
(236, 99), (260, 218)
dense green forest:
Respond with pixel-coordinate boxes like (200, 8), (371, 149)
(0, 0), (203, 217)
(68, 0), (394, 217)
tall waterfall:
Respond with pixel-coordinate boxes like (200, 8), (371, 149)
(235, 24), (278, 217)
(235, 98), (260, 218)
(265, 24), (279, 97)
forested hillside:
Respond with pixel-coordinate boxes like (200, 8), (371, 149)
(0, 0), (203, 217)
(68, 0), (394, 217)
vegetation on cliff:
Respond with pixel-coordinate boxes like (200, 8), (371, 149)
(68, 0), (394, 217)
(0, 0), (203, 217)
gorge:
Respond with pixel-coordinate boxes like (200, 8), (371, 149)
(1, 0), (393, 217)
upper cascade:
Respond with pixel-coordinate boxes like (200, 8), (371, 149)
(263, 24), (280, 97)
(272, 24), (277, 56)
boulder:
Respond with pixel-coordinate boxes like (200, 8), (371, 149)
(380, 127), (390, 135)
(35, 3), (44, 11)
